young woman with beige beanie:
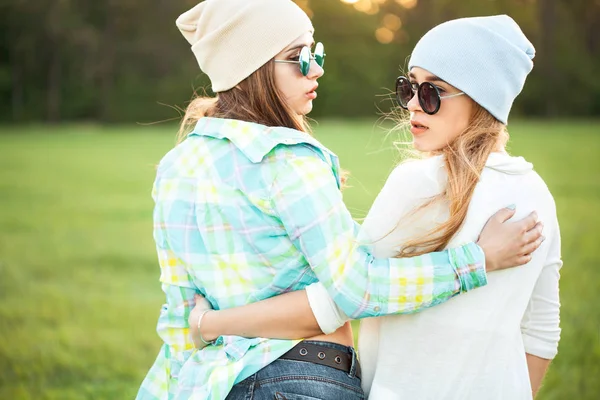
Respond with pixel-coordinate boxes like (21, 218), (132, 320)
(137, 2), (544, 399)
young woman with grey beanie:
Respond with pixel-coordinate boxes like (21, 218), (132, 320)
(137, 2), (546, 399)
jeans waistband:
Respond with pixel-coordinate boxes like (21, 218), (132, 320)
(300, 340), (354, 353)
(279, 340), (361, 380)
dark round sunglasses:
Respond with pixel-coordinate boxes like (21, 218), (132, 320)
(395, 76), (464, 115)
(274, 42), (325, 76)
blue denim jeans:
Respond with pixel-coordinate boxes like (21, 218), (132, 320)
(226, 341), (364, 400)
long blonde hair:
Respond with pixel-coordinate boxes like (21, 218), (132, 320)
(176, 59), (311, 143)
(396, 102), (509, 257)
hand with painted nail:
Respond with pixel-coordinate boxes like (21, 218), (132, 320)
(477, 205), (544, 272)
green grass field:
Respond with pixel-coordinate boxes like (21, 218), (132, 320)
(0, 120), (599, 399)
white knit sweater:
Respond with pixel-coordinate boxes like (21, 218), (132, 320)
(306, 152), (562, 400)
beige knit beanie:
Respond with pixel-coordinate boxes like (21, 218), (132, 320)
(176, 0), (314, 93)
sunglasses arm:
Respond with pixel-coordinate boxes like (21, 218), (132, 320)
(274, 56), (316, 65)
(441, 92), (466, 99)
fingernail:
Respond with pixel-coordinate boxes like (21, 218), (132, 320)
(506, 204), (516, 210)
(541, 235), (546, 242)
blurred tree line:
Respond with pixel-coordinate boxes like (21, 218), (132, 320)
(0, 0), (598, 123)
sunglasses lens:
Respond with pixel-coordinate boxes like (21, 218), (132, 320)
(314, 42), (325, 67)
(396, 77), (413, 109)
(419, 82), (440, 114)
(299, 46), (311, 76)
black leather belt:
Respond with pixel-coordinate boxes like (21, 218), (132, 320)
(279, 341), (362, 380)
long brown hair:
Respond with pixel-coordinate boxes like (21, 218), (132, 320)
(176, 59), (310, 143)
(395, 102), (509, 257)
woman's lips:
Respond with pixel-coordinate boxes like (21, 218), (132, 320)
(306, 84), (318, 100)
(410, 121), (428, 135)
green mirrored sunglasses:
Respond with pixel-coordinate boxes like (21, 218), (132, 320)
(274, 42), (325, 76)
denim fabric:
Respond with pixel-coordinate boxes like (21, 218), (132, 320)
(226, 341), (364, 400)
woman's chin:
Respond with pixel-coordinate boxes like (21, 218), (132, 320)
(412, 138), (428, 152)
(412, 137), (442, 153)
(297, 101), (313, 116)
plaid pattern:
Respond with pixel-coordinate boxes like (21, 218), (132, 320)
(136, 117), (487, 400)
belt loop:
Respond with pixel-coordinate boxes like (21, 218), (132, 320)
(348, 346), (358, 378)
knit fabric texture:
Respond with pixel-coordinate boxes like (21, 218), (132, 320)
(409, 15), (535, 124)
(176, 0), (314, 92)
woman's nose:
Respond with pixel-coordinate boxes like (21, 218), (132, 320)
(307, 59), (324, 79)
(406, 90), (421, 112)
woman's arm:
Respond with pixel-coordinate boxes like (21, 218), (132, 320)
(273, 153), (472, 319)
(190, 205), (541, 343)
(195, 290), (321, 343)
(190, 156), (543, 343)
(526, 353), (552, 398)
(270, 153), (542, 318)
(521, 217), (562, 397)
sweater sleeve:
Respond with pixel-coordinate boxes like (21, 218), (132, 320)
(520, 218), (562, 359)
(305, 281), (350, 334)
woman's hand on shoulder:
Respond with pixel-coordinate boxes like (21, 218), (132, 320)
(477, 206), (544, 272)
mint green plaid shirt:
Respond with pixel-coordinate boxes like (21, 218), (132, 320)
(136, 117), (487, 400)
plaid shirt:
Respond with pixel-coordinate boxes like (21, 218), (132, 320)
(136, 117), (487, 400)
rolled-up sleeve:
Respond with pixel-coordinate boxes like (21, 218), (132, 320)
(271, 150), (487, 319)
(305, 281), (349, 334)
(521, 220), (562, 359)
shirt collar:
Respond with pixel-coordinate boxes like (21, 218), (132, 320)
(190, 117), (337, 164)
(485, 152), (533, 175)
